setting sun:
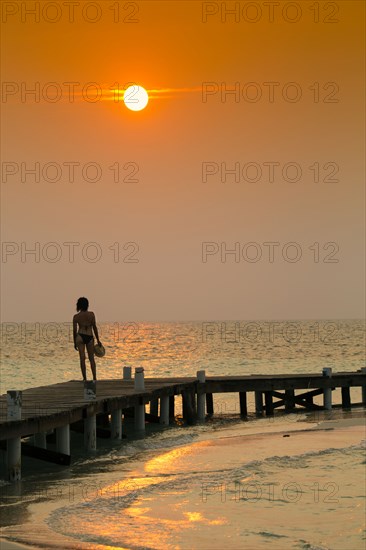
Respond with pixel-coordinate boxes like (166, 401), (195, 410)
(123, 85), (149, 111)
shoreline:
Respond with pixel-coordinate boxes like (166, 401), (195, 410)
(1, 412), (365, 550)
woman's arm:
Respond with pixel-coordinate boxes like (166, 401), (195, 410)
(73, 315), (78, 349)
(92, 313), (101, 343)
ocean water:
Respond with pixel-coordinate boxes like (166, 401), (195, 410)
(0, 319), (365, 549)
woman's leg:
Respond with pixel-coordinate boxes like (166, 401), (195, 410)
(77, 341), (87, 380)
(86, 339), (97, 380)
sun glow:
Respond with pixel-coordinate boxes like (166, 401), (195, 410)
(123, 85), (149, 111)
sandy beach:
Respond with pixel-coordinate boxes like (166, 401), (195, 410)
(1, 412), (365, 550)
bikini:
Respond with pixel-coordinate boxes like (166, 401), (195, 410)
(78, 322), (94, 345)
(78, 333), (93, 345)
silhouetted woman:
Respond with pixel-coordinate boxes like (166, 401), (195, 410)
(73, 297), (101, 381)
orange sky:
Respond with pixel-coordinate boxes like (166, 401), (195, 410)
(1, 0), (365, 321)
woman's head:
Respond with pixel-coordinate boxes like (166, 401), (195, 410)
(76, 297), (89, 312)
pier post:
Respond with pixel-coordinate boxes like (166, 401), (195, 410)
(56, 425), (70, 455)
(341, 387), (351, 409)
(255, 391), (263, 415)
(135, 398), (145, 431)
(111, 409), (122, 439)
(33, 432), (47, 449)
(322, 368), (332, 410)
(150, 399), (159, 416)
(361, 367), (366, 406)
(123, 366), (132, 380)
(197, 370), (206, 422)
(169, 396), (175, 419)
(239, 392), (247, 417)
(84, 380), (96, 401)
(206, 393), (214, 415)
(160, 395), (169, 426)
(264, 391), (274, 416)
(84, 381), (97, 450)
(84, 416), (97, 450)
(6, 391), (22, 481)
(134, 367), (145, 391)
(182, 388), (197, 425)
(134, 368), (145, 431)
(285, 389), (295, 411)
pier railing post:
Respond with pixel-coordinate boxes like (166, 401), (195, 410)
(84, 380), (96, 401)
(197, 370), (206, 422)
(6, 391), (22, 481)
(134, 367), (145, 431)
(123, 366), (132, 380)
(322, 368), (332, 410)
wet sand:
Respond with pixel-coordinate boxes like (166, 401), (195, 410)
(1, 414), (365, 550)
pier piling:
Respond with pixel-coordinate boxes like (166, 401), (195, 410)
(341, 387), (351, 409)
(264, 391), (274, 416)
(134, 368), (145, 431)
(84, 381), (97, 450)
(111, 409), (122, 439)
(169, 396), (175, 419)
(361, 367), (366, 406)
(322, 368), (332, 410)
(206, 393), (214, 415)
(6, 391), (22, 481)
(255, 391), (263, 415)
(150, 399), (159, 416)
(33, 432), (47, 449)
(197, 370), (206, 421)
(160, 395), (169, 426)
(56, 425), (70, 455)
(285, 389), (295, 411)
(239, 392), (247, 417)
(182, 388), (197, 425)
(1, 370), (366, 481)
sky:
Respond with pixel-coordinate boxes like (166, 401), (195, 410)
(1, 0), (365, 322)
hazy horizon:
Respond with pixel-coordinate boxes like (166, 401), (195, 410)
(1, 0), (365, 323)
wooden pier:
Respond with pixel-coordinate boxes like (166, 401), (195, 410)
(1, 369), (365, 481)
